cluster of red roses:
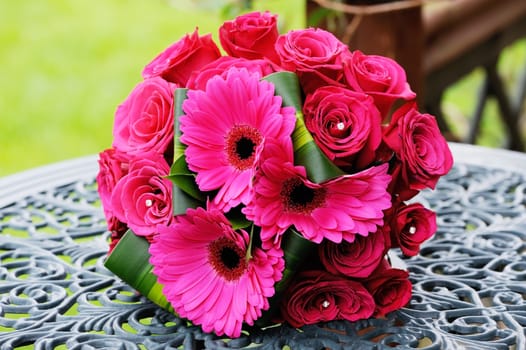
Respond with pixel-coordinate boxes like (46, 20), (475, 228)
(97, 11), (453, 337)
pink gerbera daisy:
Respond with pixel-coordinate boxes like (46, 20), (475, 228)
(179, 68), (296, 211)
(149, 207), (284, 338)
(243, 142), (392, 247)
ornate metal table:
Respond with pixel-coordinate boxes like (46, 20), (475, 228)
(0, 143), (525, 349)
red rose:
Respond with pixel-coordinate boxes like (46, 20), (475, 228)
(275, 28), (350, 94)
(96, 148), (130, 220)
(390, 202), (437, 256)
(281, 270), (375, 327)
(107, 216), (128, 253)
(319, 225), (389, 278)
(383, 102), (453, 199)
(110, 154), (173, 237)
(303, 86), (382, 170)
(112, 77), (176, 158)
(343, 51), (416, 119)
(142, 29), (221, 86)
(219, 11), (280, 64)
(364, 260), (412, 317)
(186, 56), (280, 90)
(97, 148), (131, 253)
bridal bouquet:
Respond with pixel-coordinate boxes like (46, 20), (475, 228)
(96, 11), (453, 338)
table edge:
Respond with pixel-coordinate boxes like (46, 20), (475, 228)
(448, 142), (526, 172)
(0, 155), (99, 208)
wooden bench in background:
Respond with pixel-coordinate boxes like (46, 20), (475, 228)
(307, 0), (526, 151)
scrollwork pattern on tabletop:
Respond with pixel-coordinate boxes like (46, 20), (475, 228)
(0, 159), (525, 349)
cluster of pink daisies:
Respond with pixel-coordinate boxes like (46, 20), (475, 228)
(97, 11), (453, 338)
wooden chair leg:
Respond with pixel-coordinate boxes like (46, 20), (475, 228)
(466, 74), (490, 144)
(486, 61), (525, 151)
(512, 62), (526, 117)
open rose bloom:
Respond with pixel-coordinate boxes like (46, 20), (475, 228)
(97, 11), (453, 339)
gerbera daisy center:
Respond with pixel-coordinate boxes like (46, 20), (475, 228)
(221, 247), (241, 269)
(208, 236), (247, 281)
(236, 137), (255, 159)
(281, 178), (327, 213)
(226, 124), (263, 171)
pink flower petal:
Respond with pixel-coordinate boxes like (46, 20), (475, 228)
(180, 68), (296, 211)
(149, 207), (283, 338)
(247, 156), (392, 246)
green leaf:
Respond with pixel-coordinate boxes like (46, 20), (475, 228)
(169, 88), (205, 214)
(174, 88), (188, 124)
(254, 228), (317, 327)
(293, 117), (344, 183)
(171, 185), (203, 216)
(168, 157), (205, 201)
(225, 206), (252, 230)
(104, 230), (174, 313)
(263, 71), (343, 183)
(263, 71), (303, 112)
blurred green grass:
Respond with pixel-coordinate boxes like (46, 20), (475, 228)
(1, 1), (524, 177)
(0, 0), (304, 177)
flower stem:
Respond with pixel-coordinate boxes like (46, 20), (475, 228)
(245, 224), (254, 262)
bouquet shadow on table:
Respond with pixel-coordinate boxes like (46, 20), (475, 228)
(96, 11), (453, 338)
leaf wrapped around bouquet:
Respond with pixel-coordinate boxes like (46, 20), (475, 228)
(167, 88), (205, 215)
(263, 71), (344, 183)
(97, 10), (453, 339)
(105, 226), (318, 331)
(104, 230), (172, 312)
